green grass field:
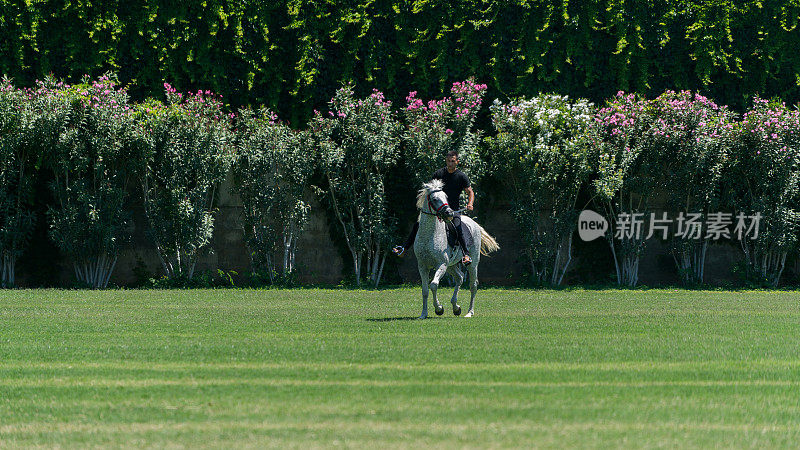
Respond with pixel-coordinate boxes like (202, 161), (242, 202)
(2, 288), (799, 448)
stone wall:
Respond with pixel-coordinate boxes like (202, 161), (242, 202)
(32, 173), (757, 288)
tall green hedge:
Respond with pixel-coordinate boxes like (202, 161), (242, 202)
(2, 0), (799, 126)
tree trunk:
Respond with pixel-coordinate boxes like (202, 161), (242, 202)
(374, 253), (386, 289)
(73, 252), (118, 288)
(556, 233), (573, 286)
(1, 252), (14, 287)
(283, 231), (290, 276)
(352, 250), (362, 287)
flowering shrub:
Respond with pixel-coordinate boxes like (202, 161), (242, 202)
(490, 94), (595, 285)
(592, 91), (654, 286)
(7, 72), (800, 289)
(723, 97), (800, 286)
(644, 90), (737, 285)
(0, 78), (45, 287)
(403, 79), (487, 190)
(233, 108), (314, 283)
(136, 83), (233, 280)
(312, 85), (401, 287)
(45, 74), (137, 288)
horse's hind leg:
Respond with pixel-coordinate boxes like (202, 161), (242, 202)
(465, 263), (479, 318)
(448, 265), (464, 316)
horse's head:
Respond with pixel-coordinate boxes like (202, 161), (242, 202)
(417, 179), (454, 218)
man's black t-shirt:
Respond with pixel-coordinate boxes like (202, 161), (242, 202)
(432, 168), (470, 209)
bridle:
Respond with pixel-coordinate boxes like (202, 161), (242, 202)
(421, 189), (451, 222)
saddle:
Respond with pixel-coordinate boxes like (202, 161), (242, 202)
(446, 220), (473, 250)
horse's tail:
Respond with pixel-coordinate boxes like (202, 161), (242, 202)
(478, 225), (500, 256)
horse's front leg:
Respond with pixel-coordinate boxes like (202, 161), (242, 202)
(448, 265), (464, 316)
(418, 265), (430, 319)
(429, 263), (448, 316)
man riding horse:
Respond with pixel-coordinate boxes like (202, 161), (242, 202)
(393, 150), (475, 265)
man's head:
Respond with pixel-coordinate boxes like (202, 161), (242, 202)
(445, 151), (459, 173)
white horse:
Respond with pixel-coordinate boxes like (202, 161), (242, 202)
(414, 179), (499, 319)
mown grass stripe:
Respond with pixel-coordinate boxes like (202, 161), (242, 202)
(2, 378), (800, 388)
(3, 359), (800, 371)
(2, 420), (799, 435)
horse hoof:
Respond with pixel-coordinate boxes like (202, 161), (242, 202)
(454, 305), (461, 316)
(418, 313), (427, 320)
(464, 310), (474, 318)
(435, 306), (444, 316)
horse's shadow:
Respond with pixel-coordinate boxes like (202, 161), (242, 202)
(365, 316), (418, 322)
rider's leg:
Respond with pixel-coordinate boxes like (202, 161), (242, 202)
(453, 215), (471, 265)
(394, 221), (419, 257)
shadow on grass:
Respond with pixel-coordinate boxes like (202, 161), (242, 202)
(366, 316), (418, 322)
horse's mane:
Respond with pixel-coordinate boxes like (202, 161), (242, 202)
(416, 179), (444, 210)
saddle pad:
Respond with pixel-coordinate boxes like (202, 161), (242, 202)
(446, 220), (473, 250)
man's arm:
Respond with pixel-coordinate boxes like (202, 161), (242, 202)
(464, 186), (474, 211)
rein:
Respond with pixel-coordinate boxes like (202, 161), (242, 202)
(421, 208), (467, 216)
(421, 189), (466, 221)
